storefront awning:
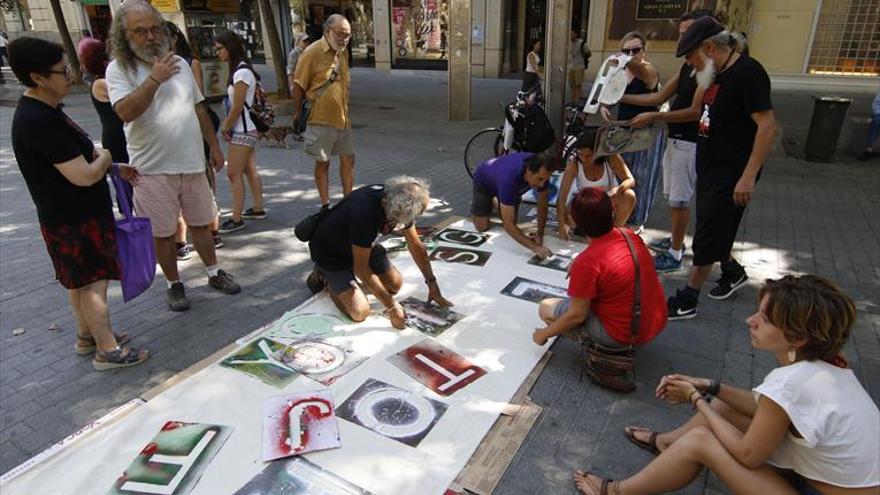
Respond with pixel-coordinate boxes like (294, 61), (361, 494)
(80, 0), (109, 5)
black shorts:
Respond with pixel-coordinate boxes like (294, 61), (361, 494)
(471, 181), (494, 217)
(316, 244), (392, 294)
(692, 177), (746, 267)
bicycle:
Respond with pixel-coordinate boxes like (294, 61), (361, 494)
(463, 85), (587, 178)
(463, 85), (546, 178)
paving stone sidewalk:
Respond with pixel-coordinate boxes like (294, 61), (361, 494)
(0, 69), (878, 494)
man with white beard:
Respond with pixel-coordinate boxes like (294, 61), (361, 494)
(666, 17), (777, 320)
(106, 2), (241, 311)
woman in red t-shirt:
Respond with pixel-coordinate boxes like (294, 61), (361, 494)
(532, 187), (667, 368)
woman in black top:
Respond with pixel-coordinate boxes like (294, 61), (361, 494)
(8, 37), (149, 370)
(602, 31), (666, 231)
(77, 37), (128, 164)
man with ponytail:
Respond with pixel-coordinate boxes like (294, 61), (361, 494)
(666, 17), (777, 321)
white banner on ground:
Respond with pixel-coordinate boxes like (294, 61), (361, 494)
(0, 220), (585, 495)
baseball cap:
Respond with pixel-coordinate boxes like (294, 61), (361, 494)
(676, 17), (724, 57)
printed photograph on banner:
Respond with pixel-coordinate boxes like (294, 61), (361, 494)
(429, 245), (492, 266)
(500, 276), (568, 303)
(527, 253), (573, 272)
(262, 312), (349, 344)
(108, 421), (233, 495)
(233, 456), (374, 495)
(274, 336), (368, 386)
(400, 297), (465, 337)
(388, 339), (487, 396)
(262, 390), (341, 461)
(525, 206), (560, 227)
(434, 228), (490, 247)
(336, 378), (448, 448)
(219, 338), (299, 388)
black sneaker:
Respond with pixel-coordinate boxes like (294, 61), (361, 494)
(209, 269), (241, 294)
(213, 234), (224, 249)
(166, 282), (190, 311)
(176, 244), (193, 261)
(667, 289), (698, 320)
(219, 219), (245, 234)
(242, 208), (267, 220)
(708, 269), (748, 300)
(306, 270), (326, 294)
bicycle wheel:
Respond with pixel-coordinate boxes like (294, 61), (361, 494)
(464, 127), (504, 178)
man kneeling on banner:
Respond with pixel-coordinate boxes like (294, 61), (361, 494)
(307, 176), (453, 328)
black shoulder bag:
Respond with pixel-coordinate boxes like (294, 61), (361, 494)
(581, 227), (640, 393)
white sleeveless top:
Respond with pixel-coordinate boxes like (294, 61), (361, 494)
(576, 160), (618, 191)
(526, 52), (540, 74)
(753, 360), (880, 488)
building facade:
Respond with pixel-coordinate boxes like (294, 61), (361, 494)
(4, 0), (877, 90)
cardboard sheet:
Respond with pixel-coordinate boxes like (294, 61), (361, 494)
(1, 219), (585, 495)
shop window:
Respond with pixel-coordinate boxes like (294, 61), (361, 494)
(391, 0), (448, 69)
(807, 0), (880, 76)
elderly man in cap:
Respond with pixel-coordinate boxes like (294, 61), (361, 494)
(666, 17), (777, 320)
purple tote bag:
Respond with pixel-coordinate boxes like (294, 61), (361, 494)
(109, 165), (156, 302)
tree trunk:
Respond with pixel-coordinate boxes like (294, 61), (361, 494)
(48, 0), (83, 84)
(257, 0), (290, 99)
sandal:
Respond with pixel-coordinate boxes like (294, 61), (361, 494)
(75, 332), (130, 355)
(624, 426), (661, 456)
(573, 470), (614, 495)
(92, 346), (150, 371)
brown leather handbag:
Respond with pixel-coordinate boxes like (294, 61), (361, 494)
(582, 228), (641, 393)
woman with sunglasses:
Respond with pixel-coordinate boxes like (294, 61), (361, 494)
(8, 37), (150, 370)
(214, 30), (267, 234)
(602, 31), (666, 233)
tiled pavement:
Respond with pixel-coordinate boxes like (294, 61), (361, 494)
(0, 69), (878, 494)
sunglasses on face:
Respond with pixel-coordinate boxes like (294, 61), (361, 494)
(47, 66), (71, 79)
(621, 46), (643, 55)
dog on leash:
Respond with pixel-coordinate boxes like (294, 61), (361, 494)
(258, 125), (297, 148)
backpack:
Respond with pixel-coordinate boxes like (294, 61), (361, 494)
(236, 64), (275, 133)
(514, 104), (556, 153)
(245, 81), (275, 132)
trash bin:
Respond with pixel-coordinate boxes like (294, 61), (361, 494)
(805, 96), (852, 162)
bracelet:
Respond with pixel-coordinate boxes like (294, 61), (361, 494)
(706, 380), (721, 397)
(424, 276), (437, 285)
(687, 390), (702, 405)
(148, 75), (161, 85)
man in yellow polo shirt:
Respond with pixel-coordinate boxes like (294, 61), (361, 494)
(293, 14), (354, 211)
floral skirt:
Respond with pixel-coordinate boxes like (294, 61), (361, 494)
(40, 216), (122, 289)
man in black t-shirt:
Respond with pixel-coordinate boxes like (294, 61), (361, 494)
(666, 17), (778, 321)
(307, 176), (452, 329)
(623, 11), (714, 274)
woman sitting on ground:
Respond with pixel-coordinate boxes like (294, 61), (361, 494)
(533, 187), (666, 391)
(557, 126), (636, 240)
(574, 274), (880, 495)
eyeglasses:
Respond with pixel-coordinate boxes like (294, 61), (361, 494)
(128, 26), (165, 38)
(621, 46), (643, 55)
(47, 66), (71, 79)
